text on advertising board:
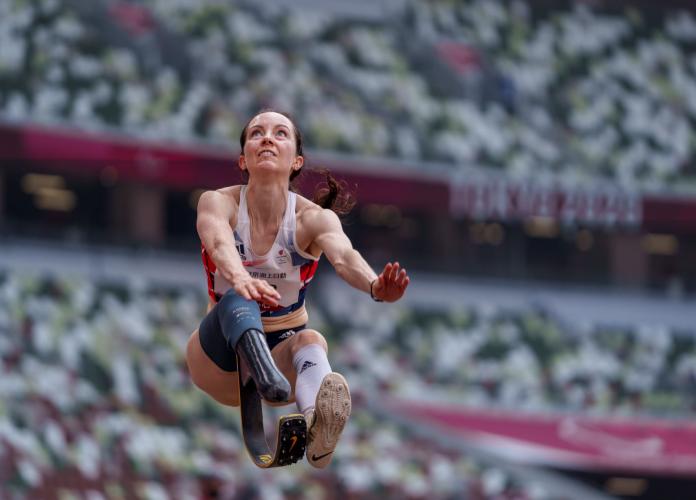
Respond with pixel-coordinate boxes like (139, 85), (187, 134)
(450, 181), (642, 227)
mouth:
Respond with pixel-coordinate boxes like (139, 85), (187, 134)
(258, 149), (276, 158)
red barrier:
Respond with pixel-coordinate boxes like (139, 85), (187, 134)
(2, 122), (696, 228)
(388, 399), (696, 476)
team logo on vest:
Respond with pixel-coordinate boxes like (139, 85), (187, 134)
(275, 248), (290, 266)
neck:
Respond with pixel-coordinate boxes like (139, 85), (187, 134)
(245, 180), (289, 227)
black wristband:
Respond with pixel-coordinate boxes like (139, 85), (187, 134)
(370, 279), (383, 302)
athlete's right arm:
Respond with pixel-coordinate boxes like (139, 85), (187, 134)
(196, 190), (280, 306)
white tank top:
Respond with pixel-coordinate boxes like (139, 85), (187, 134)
(212, 187), (319, 317)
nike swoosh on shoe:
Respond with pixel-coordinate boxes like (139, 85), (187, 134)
(311, 451), (333, 461)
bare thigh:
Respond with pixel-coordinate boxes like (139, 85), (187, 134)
(186, 328), (326, 407)
(186, 329), (241, 406)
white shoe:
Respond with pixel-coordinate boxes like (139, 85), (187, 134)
(305, 372), (351, 468)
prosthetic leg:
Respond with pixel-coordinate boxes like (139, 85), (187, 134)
(236, 329), (307, 468)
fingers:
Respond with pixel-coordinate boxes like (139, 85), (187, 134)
(382, 261), (407, 285)
(237, 279), (280, 306)
(374, 262), (409, 302)
(259, 291), (280, 307)
(396, 268), (409, 288)
(257, 281), (280, 306)
(389, 262), (399, 282)
(380, 262), (397, 284)
(261, 281), (281, 300)
(399, 273), (410, 290)
(393, 266), (408, 293)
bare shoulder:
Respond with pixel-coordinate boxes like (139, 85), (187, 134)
(198, 186), (241, 211)
(197, 185), (242, 223)
(296, 194), (340, 231)
(296, 194), (343, 256)
(295, 194), (319, 219)
(216, 185), (242, 203)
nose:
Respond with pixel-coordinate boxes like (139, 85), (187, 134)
(261, 132), (275, 145)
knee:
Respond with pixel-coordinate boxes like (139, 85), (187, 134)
(290, 329), (328, 357)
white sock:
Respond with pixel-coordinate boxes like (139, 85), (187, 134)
(292, 343), (332, 417)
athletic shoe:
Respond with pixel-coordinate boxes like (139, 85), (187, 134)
(305, 372), (351, 468)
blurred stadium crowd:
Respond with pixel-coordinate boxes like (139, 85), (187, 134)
(0, 271), (556, 500)
(1, 268), (694, 498)
(326, 287), (696, 417)
(1, 0), (695, 189)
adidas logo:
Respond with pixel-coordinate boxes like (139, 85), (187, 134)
(278, 329), (297, 340)
(299, 361), (317, 374)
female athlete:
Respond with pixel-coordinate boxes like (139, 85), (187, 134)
(185, 110), (410, 468)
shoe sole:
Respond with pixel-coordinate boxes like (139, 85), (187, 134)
(307, 372), (351, 468)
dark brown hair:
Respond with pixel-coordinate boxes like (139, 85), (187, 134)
(239, 110), (356, 216)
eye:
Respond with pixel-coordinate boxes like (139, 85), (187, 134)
(276, 129), (288, 138)
(250, 129), (262, 138)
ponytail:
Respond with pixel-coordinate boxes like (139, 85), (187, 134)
(298, 168), (356, 217)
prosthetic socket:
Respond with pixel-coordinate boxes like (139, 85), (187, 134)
(211, 290), (290, 402)
(236, 328), (291, 402)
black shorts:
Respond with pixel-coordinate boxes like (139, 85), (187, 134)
(199, 322), (305, 373)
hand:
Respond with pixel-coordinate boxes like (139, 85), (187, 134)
(232, 272), (281, 308)
(371, 262), (410, 303)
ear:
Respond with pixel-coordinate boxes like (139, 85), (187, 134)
(239, 155), (246, 171)
(292, 156), (304, 171)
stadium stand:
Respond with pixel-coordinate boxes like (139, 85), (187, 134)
(320, 277), (696, 417)
(1, 0), (695, 189)
(0, 269), (559, 499)
(1, 255), (694, 497)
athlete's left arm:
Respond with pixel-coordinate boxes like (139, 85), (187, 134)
(307, 208), (409, 302)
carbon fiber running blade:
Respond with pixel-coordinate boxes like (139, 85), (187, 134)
(238, 358), (307, 468)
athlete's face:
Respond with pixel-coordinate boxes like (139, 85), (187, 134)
(239, 112), (303, 180)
